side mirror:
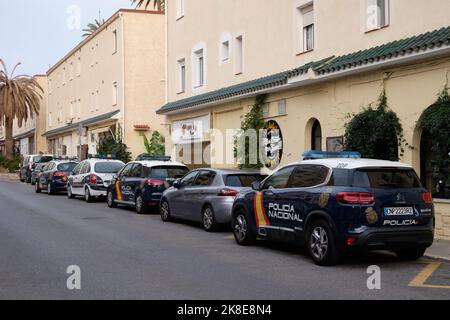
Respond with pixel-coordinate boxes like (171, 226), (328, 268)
(251, 181), (261, 191)
(173, 179), (181, 189)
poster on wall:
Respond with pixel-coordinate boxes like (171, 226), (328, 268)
(172, 115), (211, 145)
(263, 120), (283, 170)
(326, 136), (344, 152)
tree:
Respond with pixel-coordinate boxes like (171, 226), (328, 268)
(82, 19), (104, 38)
(131, 0), (165, 12)
(143, 131), (165, 155)
(344, 92), (405, 161)
(0, 59), (42, 159)
(97, 128), (132, 163)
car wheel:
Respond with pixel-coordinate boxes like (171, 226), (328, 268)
(85, 187), (93, 203)
(31, 179), (36, 186)
(35, 181), (41, 193)
(202, 205), (219, 232)
(26, 176), (32, 184)
(47, 183), (54, 195)
(135, 194), (149, 215)
(394, 247), (426, 261)
(67, 185), (75, 199)
(107, 190), (117, 208)
(160, 199), (172, 222)
(307, 220), (340, 266)
(232, 209), (256, 246)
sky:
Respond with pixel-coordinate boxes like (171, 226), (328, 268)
(0, 0), (135, 76)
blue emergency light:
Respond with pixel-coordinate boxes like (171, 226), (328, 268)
(135, 154), (172, 162)
(302, 151), (362, 160)
(88, 154), (117, 159)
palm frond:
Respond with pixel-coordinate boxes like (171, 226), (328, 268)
(131, 0), (165, 12)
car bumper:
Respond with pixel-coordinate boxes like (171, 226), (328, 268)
(338, 226), (434, 251)
(88, 185), (108, 197)
(211, 198), (234, 224)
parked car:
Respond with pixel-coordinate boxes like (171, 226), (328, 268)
(160, 169), (266, 232)
(19, 154), (53, 183)
(230, 151), (435, 266)
(35, 160), (78, 195)
(106, 156), (189, 214)
(67, 156), (125, 202)
(31, 163), (48, 186)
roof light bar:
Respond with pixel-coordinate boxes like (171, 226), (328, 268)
(135, 154), (172, 162)
(302, 151), (361, 160)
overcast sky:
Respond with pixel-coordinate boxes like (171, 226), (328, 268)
(0, 0), (134, 76)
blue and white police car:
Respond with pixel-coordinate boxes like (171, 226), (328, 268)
(231, 151), (434, 266)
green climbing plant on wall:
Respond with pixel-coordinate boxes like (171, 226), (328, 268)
(417, 87), (450, 196)
(344, 91), (406, 161)
(235, 94), (267, 169)
(143, 131), (165, 155)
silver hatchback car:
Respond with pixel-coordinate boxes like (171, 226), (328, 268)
(160, 169), (266, 232)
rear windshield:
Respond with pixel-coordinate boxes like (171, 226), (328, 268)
(147, 166), (189, 179)
(353, 168), (422, 189)
(226, 174), (265, 187)
(57, 162), (78, 172)
(94, 162), (124, 174)
(33, 156), (53, 164)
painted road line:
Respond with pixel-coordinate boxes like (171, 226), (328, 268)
(409, 261), (450, 289)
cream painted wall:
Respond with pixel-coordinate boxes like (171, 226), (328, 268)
(166, 0), (450, 103)
(122, 11), (166, 157)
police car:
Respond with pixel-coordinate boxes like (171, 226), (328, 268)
(67, 155), (125, 202)
(106, 155), (189, 214)
(35, 159), (78, 195)
(231, 151), (434, 266)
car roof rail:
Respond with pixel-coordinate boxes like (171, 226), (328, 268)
(135, 154), (171, 162)
(88, 154), (117, 160)
(302, 150), (362, 160)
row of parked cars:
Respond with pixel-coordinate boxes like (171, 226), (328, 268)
(19, 151), (435, 266)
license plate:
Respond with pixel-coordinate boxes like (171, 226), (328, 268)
(384, 207), (414, 216)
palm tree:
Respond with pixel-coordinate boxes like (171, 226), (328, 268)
(0, 59), (42, 159)
(82, 19), (105, 38)
(131, 0), (165, 12)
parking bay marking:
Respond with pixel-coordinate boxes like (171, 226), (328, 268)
(409, 260), (450, 289)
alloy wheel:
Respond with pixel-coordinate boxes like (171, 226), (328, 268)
(234, 214), (247, 242)
(310, 227), (329, 261)
(161, 201), (169, 220)
(203, 207), (214, 230)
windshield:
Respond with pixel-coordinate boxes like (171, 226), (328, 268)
(147, 166), (189, 179)
(33, 156), (53, 164)
(57, 162), (78, 172)
(353, 168), (422, 189)
(226, 174), (265, 187)
(94, 162), (124, 174)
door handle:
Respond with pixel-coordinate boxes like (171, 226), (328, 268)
(264, 190), (280, 199)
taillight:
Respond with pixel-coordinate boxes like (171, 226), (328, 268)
(337, 192), (374, 204)
(218, 188), (239, 197)
(147, 179), (168, 188)
(54, 171), (66, 177)
(90, 174), (102, 185)
(421, 192), (433, 204)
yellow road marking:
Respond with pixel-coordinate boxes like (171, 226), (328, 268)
(409, 261), (450, 289)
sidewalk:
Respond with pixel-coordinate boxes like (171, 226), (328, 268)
(426, 239), (450, 261)
(0, 173), (20, 182)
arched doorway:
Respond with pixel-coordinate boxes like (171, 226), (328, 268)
(311, 120), (322, 151)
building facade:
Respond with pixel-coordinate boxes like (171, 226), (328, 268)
(45, 9), (166, 160)
(158, 0), (450, 239)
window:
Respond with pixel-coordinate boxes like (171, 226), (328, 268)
(366, 0), (390, 31)
(70, 101), (74, 119)
(76, 99), (81, 118)
(113, 30), (118, 54)
(72, 163), (82, 175)
(80, 162), (91, 175)
(288, 165), (330, 188)
(77, 57), (81, 76)
(70, 62), (74, 80)
(353, 168), (422, 189)
(176, 0), (185, 19)
(195, 171), (216, 186)
(145, 166), (189, 179)
(226, 174), (265, 187)
(62, 67), (66, 85)
(194, 49), (205, 87)
(95, 90), (99, 111)
(262, 103), (270, 118)
(129, 164), (143, 178)
(177, 59), (186, 93)
(90, 92), (95, 112)
(112, 82), (118, 105)
(311, 120), (322, 151)
(299, 4), (314, 52)
(221, 40), (230, 62)
(262, 166), (296, 190)
(234, 35), (243, 74)
(278, 99), (286, 115)
(48, 113), (53, 127)
(49, 79), (52, 94)
(119, 163), (133, 178)
(180, 171), (199, 187)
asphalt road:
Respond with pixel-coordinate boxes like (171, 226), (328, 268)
(0, 179), (449, 300)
